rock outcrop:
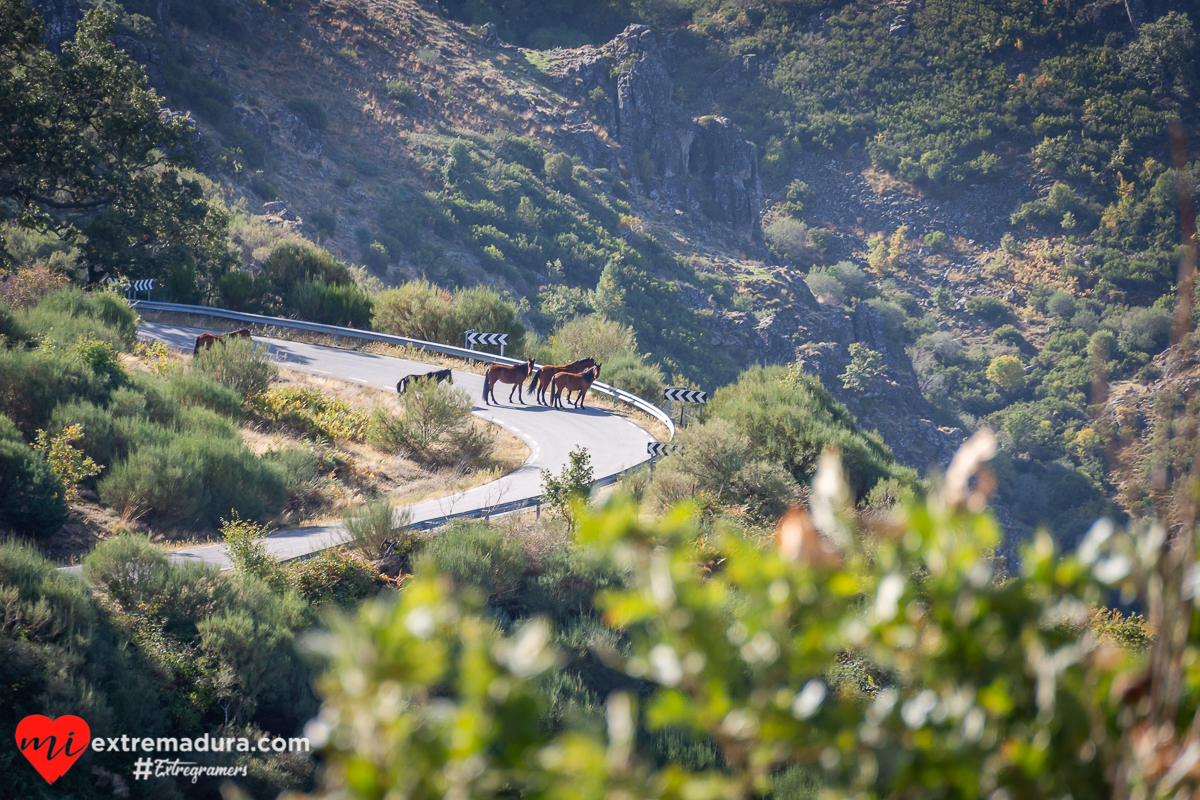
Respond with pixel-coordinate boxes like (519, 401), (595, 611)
(548, 25), (763, 238)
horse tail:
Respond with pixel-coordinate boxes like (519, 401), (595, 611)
(527, 367), (540, 387)
(482, 369), (491, 401)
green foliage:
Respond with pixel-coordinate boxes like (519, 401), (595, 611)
(190, 335), (278, 399)
(166, 371), (243, 417)
(764, 218), (823, 267)
(840, 343), (886, 392)
(286, 97), (328, 130)
(385, 79), (417, 106)
(285, 278), (374, 328)
(304, 457), (1174, 800)
(708, 365), (908, 499)
(966, 295), (1010, 324)
(923, 230), (950, 253)
(602, 352), (665, 402)
(287, 549), (376, 606)
(373, 280), (526, 355)
(32, 423), (102, 503)
(221, 512), (285, 590)
(1119, 11), (1196, 98)
(1046, 290), (1077, 318)
(1118, 306), (1171, 354)
(0, 3), (236, 287)
(544, 152), (575, 189)
(308, 208), (338, 239)
(0, 341), (111, 434)
(0, 433), (68, 537)
(342, 500), (413, 561)
(98, 431), (287, 527)
(549, 314), (636, 365)
(249, 385), (370, 441)
(541, 446), (594, 530)
(987, 354), (1027, 393)
(368, 379), (494, 467)
(651, 418), (798, 523)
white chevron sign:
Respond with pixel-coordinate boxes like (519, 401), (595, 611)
(664, 387), (706, 404)
(647, 442), (683, 457)
(133, 279), (155, 292)
(464, 331), (509, 347)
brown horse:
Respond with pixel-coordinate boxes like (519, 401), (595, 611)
(483, 359), (535, 405)
(193, 327), (253, 355)
(530, 356), (596, 405)
(551, 364), (601, 409)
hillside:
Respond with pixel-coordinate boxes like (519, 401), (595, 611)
(10, 0), (1199, 546)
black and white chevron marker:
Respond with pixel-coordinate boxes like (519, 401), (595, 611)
(647, 442), (683, 457)
(132, 279), (155, 292)
(464, 331), (509, 347)
(664, 387), (706, 404)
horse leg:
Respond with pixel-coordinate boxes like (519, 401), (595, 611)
(508, 380), (519, 404)
(482, 375), (491, 405)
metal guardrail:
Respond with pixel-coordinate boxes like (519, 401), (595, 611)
(133, 301), (675, 439)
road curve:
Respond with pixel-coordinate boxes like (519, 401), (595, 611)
(139, 322), (655, 569)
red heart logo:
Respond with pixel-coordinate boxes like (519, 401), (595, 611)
(15, 715), (91, 784)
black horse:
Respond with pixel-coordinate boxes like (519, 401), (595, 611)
(397, 368), (453, 394)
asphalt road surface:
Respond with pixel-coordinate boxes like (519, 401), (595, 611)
(134, 322), (656, 570)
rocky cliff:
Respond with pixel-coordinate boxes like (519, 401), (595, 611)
(547, 25), (763, 239)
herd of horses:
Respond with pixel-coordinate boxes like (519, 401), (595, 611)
(404, 357), (601, 409)
(192, 328), (600, 412)
(481, 356), (599, 409)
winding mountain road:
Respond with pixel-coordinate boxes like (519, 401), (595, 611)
(138, 322), (655, 570)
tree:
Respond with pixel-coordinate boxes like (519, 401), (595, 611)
(987, 354), (1027, 393)
(1120, 11), (1196, 98)
(840, 343), (886, 391)
(0, 2), (235, 289)
(540, 445), (592, 530)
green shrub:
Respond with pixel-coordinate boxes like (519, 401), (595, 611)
(385, 79), (417, 106)
(342, 500), (413, 561)
(0, 436), (68, 537)
(191, 336), (278, 399)
(167, 372), (244, 416)
(372, 280), (457, 341)
(249, 385), (370, 441)
(544, 152), (574, 188)
(0, 303), (30, 345)
(260, 243), (353, 293)
(416, 522), (526, 605)
(263, 445), (320, 502)
(1046, 291), (1077, 319)
(806, 272), (845, 305)
(221, 512), (285, 589)
(708, 365), (905, 499)
(602, 352), (665, 401)
(993, 324), (1025, 345)
(288, 549), (376, 606)
(308, 209), (338, 238)
(368, 380), (494, 467)
(1118, 306), (1171, 354)
(286, 97), (327, 130)
(965, 295), (1010, 324)
(0, 346), (110, 434)
(764, 218), (822, 266)
(285, 278), (374, 328)
(549, 314), (636, 365)
(250, 172), (277, 200)
(31, 288), (138, 341)
(923, 230), (950, 253)
(98, 432), (287, 527)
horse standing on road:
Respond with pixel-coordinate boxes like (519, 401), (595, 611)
(530, 356), (596, 405)
(483, 359), (535, 405)
(192, 327), (252, 355)
(397, 368), (453, 394)
(551, 365), (601, 409)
